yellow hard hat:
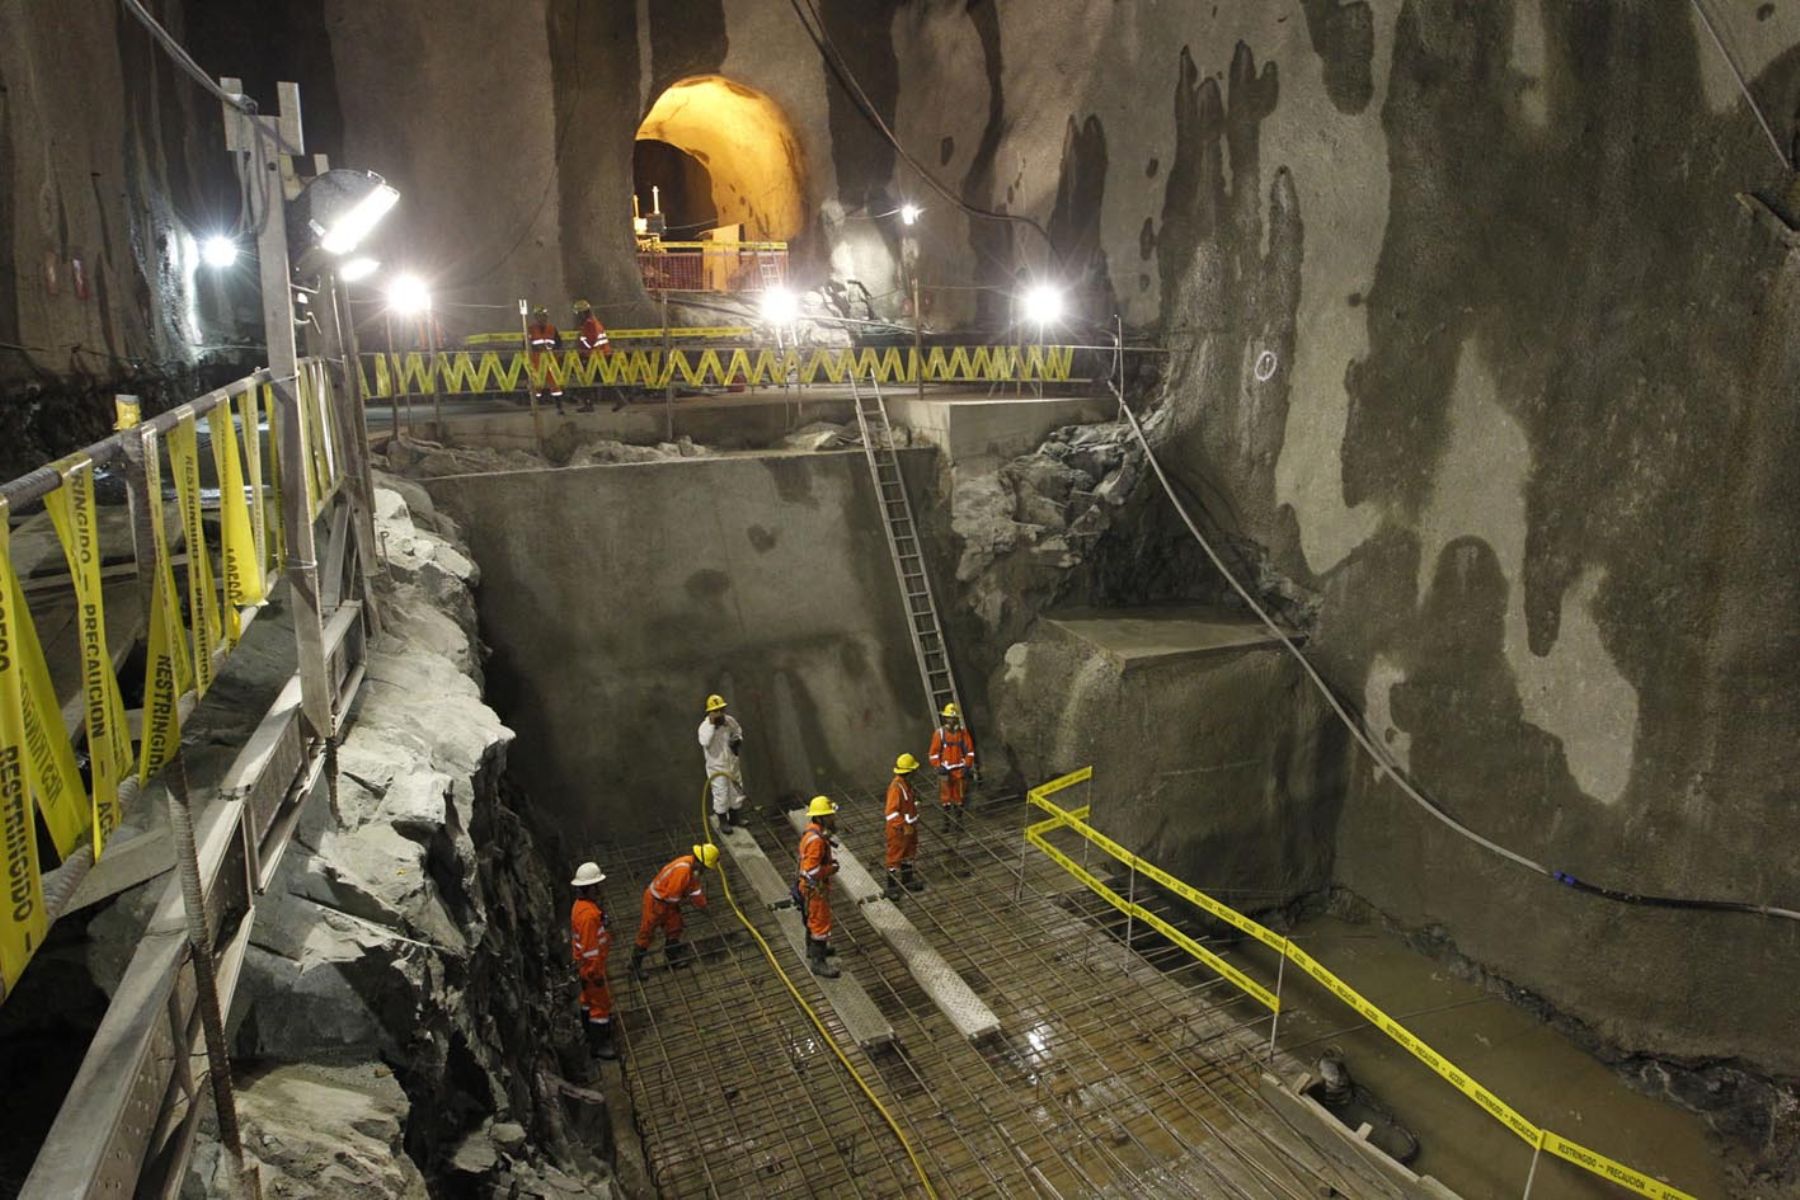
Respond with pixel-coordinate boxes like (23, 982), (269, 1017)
(807, 795), (838, 818)
(941, 703), (959, 718)
(574, 298), (591, 310)
(705, 694), (728, 713)
(895, 753), (920, 774)
(693, 843), (720, 869)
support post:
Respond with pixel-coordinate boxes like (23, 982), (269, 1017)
(1267, 945), (1287, 1064)
(1013, 831), (1029, 903)
(912, 277), (924, 403)
(426, 310), (445, 444)
(661, 290), (674, 442)
(329, 272), (384, 620)
(251, 108), (333, 744)
(383, 311), (399, 443)
(1521, 1131), (1546, 1199)
(518, 300), (545, 454)
(1123, 862), (1136, 952)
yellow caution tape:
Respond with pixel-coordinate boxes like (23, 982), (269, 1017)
(0, 501), (46, 996)
(236, 389), (270, 591)
(364, 343), (1078, 397)
(168, 414), (221, 697)
(262, 386), (286, 572)
(42, 460), (133, 859)
(138, 431), (191, 785)
(1025, 767), (1698, 1200)
(208, 402), (265, 645)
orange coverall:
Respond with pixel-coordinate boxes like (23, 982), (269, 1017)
(527, 319), (563, 400)
(929, 724), (976, 807)
(637, 854), (707, 950)
(570, 896), (612, 1026)
(884, 773), (919, 871)
(797, 821), (838, 939)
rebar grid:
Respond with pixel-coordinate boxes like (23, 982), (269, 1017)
(600, 797), (1377, 1199)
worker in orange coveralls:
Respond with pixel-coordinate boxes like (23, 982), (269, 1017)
(569, 861), (617, 1060)
(630, 843), (717, 980)
(796, 796), (841, 978)
(883, 754), (924, 901)
(527, 305), (566, 413)
(928, 702), (977, 828)
(572, 299), (613, 411)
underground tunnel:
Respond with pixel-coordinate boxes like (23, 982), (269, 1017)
(0, 3), (1797, 1200)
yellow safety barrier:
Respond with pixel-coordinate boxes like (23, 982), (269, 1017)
(0, 376), (321, 999)
(1025, 766), (1698, 1200)
(361, 343), (1079, 398)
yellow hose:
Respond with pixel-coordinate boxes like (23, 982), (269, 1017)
(700, 774), (939, 1199)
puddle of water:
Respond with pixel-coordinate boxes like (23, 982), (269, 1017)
(1229, 914), (1732, 1199)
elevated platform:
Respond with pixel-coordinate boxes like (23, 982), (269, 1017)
(713, 823), (895, 1050)
(784, 810), (1000, 1042)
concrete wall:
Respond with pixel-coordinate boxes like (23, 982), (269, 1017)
(425, 451), (937, 842)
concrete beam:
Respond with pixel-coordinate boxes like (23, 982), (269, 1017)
(713, 825), (895, 1050)
(784, 812), (1000, 1042)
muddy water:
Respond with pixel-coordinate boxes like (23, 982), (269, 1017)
(1225, 914), (1732, 1199)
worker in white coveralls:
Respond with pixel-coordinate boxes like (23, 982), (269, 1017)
(699, 693), (747, 831)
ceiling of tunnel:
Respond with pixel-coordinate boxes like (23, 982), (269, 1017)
(635, 74), (808, 241)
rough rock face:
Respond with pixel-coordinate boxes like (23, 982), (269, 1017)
(218, 477), (618, 1196)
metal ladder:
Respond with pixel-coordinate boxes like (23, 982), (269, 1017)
(848, 374), (964, 725)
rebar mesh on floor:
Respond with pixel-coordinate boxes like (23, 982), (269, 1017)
(599, 796), (1383, 1200)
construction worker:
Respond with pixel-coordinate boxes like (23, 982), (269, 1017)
(883, 754), (924, 900)
(797, 796), (841, 978)
(928, 702), (978, 827)
(699, 694), (747, 832)
(527, 305), (566, 414)
(630, 843), (718, 980)
(572, 299), (612, 412)
(569, 861), (617, 1061)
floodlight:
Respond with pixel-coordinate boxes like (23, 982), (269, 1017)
(201, 236), (239, 268)
(1021, 283), (1064, 327)
(899, 203), (921, 226)
(386, 274), (431, 315)
(760, 286), (800, 326)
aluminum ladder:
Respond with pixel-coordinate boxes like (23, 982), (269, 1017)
(848, 374), (964, 725)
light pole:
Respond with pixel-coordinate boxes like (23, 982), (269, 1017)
(386, 274), (439, 442)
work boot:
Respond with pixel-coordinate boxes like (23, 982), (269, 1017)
(952, 805), (965, 831)
(883, 871), (904, 902)
(586, 1021), (618, 1061)
(901, 863), (926, 893)
(940, 804), (953, 829)
(629, 947), (648, 982)
(666, 940), (691, 970)
(808, 938), (840, 979)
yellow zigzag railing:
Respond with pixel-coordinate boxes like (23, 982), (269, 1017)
(361, 343), (1078, 397)
(1025, 766), (1696, 1200)
(0, 369), (344, 1000)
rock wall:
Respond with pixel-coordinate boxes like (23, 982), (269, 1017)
(224, 478), (620, 1196)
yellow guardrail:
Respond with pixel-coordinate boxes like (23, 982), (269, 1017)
(360, 343), (1078, 397)
(1025, 766), (1698, 1200)
(0, 366), (344, 999)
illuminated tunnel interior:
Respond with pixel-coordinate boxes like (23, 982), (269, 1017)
(633, 75), (807, 242)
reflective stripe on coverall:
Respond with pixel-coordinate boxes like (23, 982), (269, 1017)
(570, 897), (612, 1024)
(797, 822), (837, 939)
(884, 774), (919, 871)
(637, 854), (706, 949)
(929, 725), (976, 806)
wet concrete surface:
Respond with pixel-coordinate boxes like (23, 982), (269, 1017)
(1226, 914), (1732, 1199)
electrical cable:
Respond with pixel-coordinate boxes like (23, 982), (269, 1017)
(116, 0), (303, 157)
(698, 774), (940, 1198)
(1689, 0), (1794, 173)
(1107, 340), (1800, 923)
(784, 0), (1051, 247)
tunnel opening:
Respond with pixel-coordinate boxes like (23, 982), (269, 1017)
(633, 75), (807, 242)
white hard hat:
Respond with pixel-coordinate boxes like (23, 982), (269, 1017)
(570, 861), (605, 886)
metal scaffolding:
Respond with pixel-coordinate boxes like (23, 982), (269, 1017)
(600, 795), (1384, 1199)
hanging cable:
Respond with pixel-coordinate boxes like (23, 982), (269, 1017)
(784, 0), (1051, 247)
(116, 0), (303, 157)
(1689, 0), (1794, 173)
(1107, 337), (1799, 923)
